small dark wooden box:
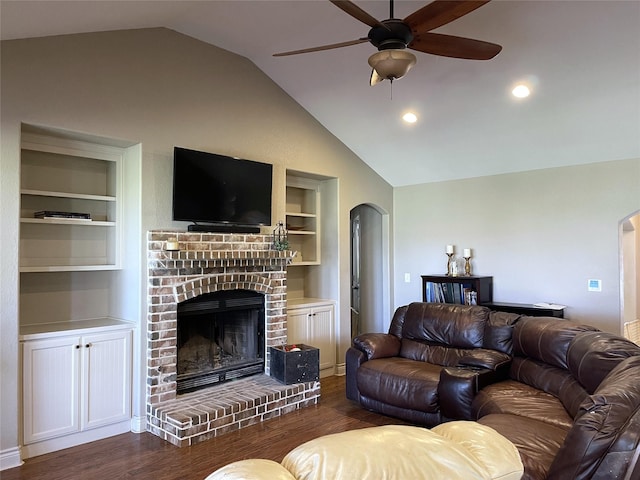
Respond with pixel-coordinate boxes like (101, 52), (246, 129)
(269, 344), (319, 384)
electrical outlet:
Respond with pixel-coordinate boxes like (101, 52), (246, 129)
(404, 273), (411, 283)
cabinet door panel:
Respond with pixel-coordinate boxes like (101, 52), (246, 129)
(286, 309), (310, 345)
(310, 306), (335, 371)
(23, 337), (80, 443)
(82, 330), (132, 430)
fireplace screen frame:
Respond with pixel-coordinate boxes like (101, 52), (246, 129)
(176, 289), (265, 393)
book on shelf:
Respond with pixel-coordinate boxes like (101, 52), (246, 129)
(34, 210), (91, 220)
(424, 281), (477, 305)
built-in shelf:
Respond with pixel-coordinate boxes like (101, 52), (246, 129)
(20, 265), (120, 273)
(285, 172), (337, 375)
(18, 124), (138, 459)
(21, 189), (116, 202)
(19, 317), (134, 340)
(286, 175), (320, 266)
(21, 218), (115, 226)
(20, 130), (123, 271)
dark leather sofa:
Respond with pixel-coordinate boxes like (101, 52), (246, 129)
(345, 302), (640, 480)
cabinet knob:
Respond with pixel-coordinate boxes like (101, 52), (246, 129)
(85, 343), (92, 348)
(75, 345), (80, 349)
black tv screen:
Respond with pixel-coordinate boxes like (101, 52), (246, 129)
(172, 147), (273, 227)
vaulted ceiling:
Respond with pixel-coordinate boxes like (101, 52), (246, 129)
(2, 0), (639, 186)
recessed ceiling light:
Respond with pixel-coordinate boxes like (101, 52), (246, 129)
(402, 112), (418, 123)
(512, 84), (531, 98)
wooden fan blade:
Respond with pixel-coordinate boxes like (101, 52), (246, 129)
(329, 0), (389, 30)
(274, 38), (369, 57)
(404, 0), (491, 34)
(409, 32), (501, 60)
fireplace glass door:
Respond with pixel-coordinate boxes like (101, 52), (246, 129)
(176, 289), (265, 393)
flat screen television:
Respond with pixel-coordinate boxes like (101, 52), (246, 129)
(172, 147), (273, 232)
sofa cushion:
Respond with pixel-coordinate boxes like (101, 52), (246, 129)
(402, 303), (490, 349)
(399, 338), (512, 371)
(546, 355), (640, 480)
(282, 424), (523, 480)
(567, 331), (640, 394)
(357, 357), (441, 412)
(432, 422), (524, 480)
(512, 317), (598, 370)
(479, 413), (568, 480)
(510, 357), (588, 418)
(473, 380), (574, 430)
(205, 459), (296, 480)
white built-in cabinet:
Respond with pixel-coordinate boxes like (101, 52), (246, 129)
(18, 125), (136, 459)
(285, 172), (336, 375)
(287, 300), (336, 376)
(22, 325), (132, 447)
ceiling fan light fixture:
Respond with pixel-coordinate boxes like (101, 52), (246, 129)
(368, 49), (417, 83)
(402, 112), (418, 124)
(512, 84), (531, 98)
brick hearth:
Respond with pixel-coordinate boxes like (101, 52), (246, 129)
(146, 230), (320, 446)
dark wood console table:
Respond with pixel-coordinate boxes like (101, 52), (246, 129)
(484, 301), (565, 318)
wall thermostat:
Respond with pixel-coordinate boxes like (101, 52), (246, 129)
(588, 279), (602, 292)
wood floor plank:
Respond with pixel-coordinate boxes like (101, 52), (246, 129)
(3, 376), (408, 480)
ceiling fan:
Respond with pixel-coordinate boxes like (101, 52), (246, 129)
(274, 0), (502, 86)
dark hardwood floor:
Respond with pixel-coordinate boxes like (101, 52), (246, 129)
(4, 376), (407, 480)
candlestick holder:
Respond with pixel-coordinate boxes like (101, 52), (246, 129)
(446, 253), (455, 276)
(464, 256), (472, 276)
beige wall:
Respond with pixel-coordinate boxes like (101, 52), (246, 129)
(0, 28), (393, 457)
(394, 158), (640, 332)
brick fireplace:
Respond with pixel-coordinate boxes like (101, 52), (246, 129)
(146, 231), (320, 446)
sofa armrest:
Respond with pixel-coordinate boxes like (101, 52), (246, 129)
(457, 349), (511, 371)
(439, 365), (510, 420)
(352, 333), (401, 360)
(439, 367), (485, 420)
(345, 347), (366, 402)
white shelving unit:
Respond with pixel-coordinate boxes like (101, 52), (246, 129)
(285, 172), (337, 374)
(18, 125), (135, 459)
(286, 174), (320, 266)
(20, 131), (123, 272)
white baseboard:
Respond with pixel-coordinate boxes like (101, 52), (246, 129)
(130, 415), (146, 433)
(335, 362), (346, 376)
(21, 420), (131, 459)
(0, 447), (23, 471)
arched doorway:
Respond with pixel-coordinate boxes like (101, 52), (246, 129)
(350, 204), (389, 337)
